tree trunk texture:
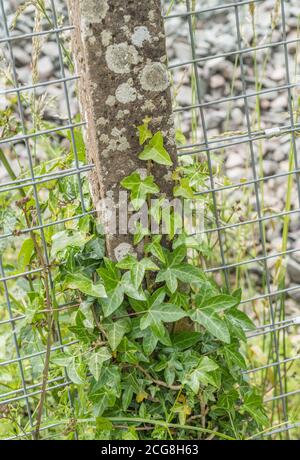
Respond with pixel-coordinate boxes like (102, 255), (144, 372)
(67, 0), (177, 260)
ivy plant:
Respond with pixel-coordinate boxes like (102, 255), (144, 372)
(0, 118), (268, 440)
(48, 120), (267, 440)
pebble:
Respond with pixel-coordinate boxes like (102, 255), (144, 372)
(37, 56), (54, 80)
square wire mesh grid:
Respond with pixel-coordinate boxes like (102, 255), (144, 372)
(0, 0), (299, 439)
(164, 0), (300, 439)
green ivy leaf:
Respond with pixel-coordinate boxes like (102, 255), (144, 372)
(216, 389), (239, 411)
(227, 308), (256, 331)
(145, 236), (166, 263)
(172, 331), (202, 350)
(101, 284), (124, 317)
(140, 304), (186, 330)
(190, 308), (230, 343)
(139, 132), (173, 166)
(184, 357), (219, 394)
(173, 178), (194, 199)
(242, 391), (268, 427)
(90, 387), (116, 417)
(156, 263), (205, 293)
(120, 172), (159, 210)
(137, 117), (152, 145)
(117, 255), (159, 288)
(67, 358), (85, 385)
(18, 238), (34, 270)
(105, 319), (131, 351)
(51, 230), (89, 258)
(65, 273), (107, 299)
(198, 294), (240, 313)
(223, 345), (247, 369)
(88, 348), (111, 381)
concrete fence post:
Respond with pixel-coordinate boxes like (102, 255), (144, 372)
(67, 0), (177, 260)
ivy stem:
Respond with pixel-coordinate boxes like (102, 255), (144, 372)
(122, 363), (181, 391)
(76, 417), (236, 440)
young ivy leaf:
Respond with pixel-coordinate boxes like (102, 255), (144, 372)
(139, 132), (173, 166)
(117, 255), (159, 288)
(120, 172), (159, 211)
(18, 238), (34, 271)
(173, 178), (194, 199)
(144, 235), (166, 263)
(137, 116), (153, 145)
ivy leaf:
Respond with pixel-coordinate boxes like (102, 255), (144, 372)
(227, 308), (256, 331)
(156, 264), (205, 294)
(173, 178), (194, 199)
(139, 132), (173, 166)
(140, 304), (186, 330)
(137, 117), (152, 145)
(242, 391), (268, 426)
(145, 236), (166, 263)
(120, 172), (159, 210)
(122, 271), (147, 301)
(90, 387), (116, 417)
(223, 345), (247, 369)
(117, 255), (159, 288)
(217, 389), (239, 411)
(105, 319), (131, 351)
(51, 230), (88, 258)
(18, 238), (34, 270)
(97, 258), (121, 290)
(172, 331), (202, 350)
(198, 294), (240, 313)
(88, 348), (111, 381)
(101, 284), (124, 317)
(65, 273), (107, 299)
(184, 357), (219, 394)
(142, 328), (159, 355)
(51, 352), (73, 367)
(67, 358), (85, 385)
(190, 308), (230, 343)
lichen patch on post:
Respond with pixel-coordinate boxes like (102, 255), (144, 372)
(115, 81), (137, 104)
(139, 62), (169, 92)
(105, 43), (140, 74)
(106, 95), (116, 106)
(80, 0), (109, 23)
(131, 26), (151, 48)
(101, 30), (112, 47)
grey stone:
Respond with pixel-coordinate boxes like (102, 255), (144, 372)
(287, 257), (300, 283)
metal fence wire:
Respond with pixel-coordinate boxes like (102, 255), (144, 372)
(0, 0), (300, 440)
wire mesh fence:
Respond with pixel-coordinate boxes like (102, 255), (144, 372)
(0, 0), (299, 440)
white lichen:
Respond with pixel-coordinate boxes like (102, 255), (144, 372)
(131, 26), (151, 48)
(115, 81), (137, 104)
(106, 43), (139, 74)
(101, 30), (112, 47)
(139, 63), (169, 92)
(80, 0), (109, 23)
(114, 243), (134, 262)
(106, 95), (116, 106)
